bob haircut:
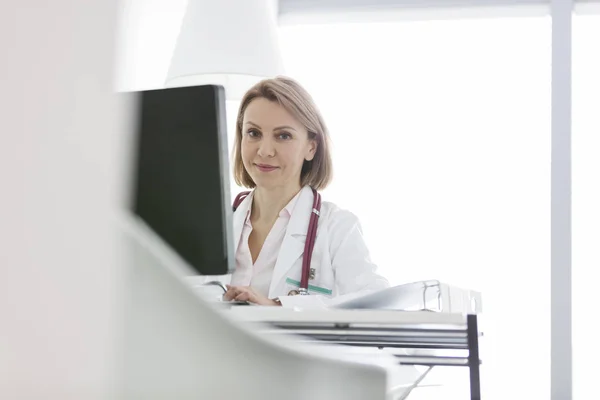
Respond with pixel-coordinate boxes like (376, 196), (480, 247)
(232, 76), (333, 190)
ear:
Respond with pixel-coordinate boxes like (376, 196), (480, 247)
(305, 139), (318, 162)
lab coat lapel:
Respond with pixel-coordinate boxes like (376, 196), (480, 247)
(268, 186), (313, 297)
(232, 191), (252, 254)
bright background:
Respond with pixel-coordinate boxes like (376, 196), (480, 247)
(116, 2), (600, 397)
(572, 13), (600, 400)
(227, 16), (552, 399)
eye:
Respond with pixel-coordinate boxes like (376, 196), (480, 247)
(278, 132), (292, 140)
(247, 129), (260, 138)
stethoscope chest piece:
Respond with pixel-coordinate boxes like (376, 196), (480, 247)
(288, 288), (310, 296)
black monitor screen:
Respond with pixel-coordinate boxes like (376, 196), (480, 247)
(130, 84), (233, 275)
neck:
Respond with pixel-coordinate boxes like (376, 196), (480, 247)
(252, 183), (303, 224)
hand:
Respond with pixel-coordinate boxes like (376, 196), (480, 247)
(223, 285), (280, 306)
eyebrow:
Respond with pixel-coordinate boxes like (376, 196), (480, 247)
(246, 121), (297, 132)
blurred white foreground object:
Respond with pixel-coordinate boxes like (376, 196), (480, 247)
(118, 213), (387, 399)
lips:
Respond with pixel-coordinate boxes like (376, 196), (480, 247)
(255, 163), (278, 172)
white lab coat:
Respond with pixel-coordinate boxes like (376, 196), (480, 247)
(232, 186), (390, 308)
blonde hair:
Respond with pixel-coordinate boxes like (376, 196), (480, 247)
(232, 76), (333, 190)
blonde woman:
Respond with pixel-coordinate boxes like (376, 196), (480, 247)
(224, 77), (389, 308)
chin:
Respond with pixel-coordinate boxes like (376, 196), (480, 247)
(252, 180), (278, 190)
(251, 177), (285, 190)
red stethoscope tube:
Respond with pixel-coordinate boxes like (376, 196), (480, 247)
(300, 188), (321, 293)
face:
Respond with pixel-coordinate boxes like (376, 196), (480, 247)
(241, 98), (317, 190)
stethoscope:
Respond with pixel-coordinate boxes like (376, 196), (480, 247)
(232, 187), (322, 296)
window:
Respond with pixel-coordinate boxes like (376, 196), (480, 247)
(572, 13), (600, 400)
(277, 16), (551, 399)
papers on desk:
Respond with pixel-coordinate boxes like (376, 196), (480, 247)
(333, 280), (482, 314)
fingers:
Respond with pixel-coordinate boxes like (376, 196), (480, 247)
(223, 285), (254, 303)
(223, 286), (274, 305)
(235, 291), (252, 302)
(233, 286), (254, 302)
(223, 286), (239, 301)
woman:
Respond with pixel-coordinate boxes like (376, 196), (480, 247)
(223, 76), (389, 308)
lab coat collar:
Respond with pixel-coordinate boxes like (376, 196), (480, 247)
(268, 186), (314, 297)
(232, 186), (312, 250)
(231, 186), (316, 298)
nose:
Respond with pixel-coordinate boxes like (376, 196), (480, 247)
(257, 137), (275, 158)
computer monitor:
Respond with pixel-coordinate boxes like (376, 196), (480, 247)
(130, 84), (234, 275)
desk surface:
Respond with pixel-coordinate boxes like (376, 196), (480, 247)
(224, 308), (480, 399)
(226, 307), (468, 326)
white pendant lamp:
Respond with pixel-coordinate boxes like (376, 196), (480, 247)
(165, 0), (284, 99)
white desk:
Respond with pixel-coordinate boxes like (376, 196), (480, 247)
(223, 307), (482, 400)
